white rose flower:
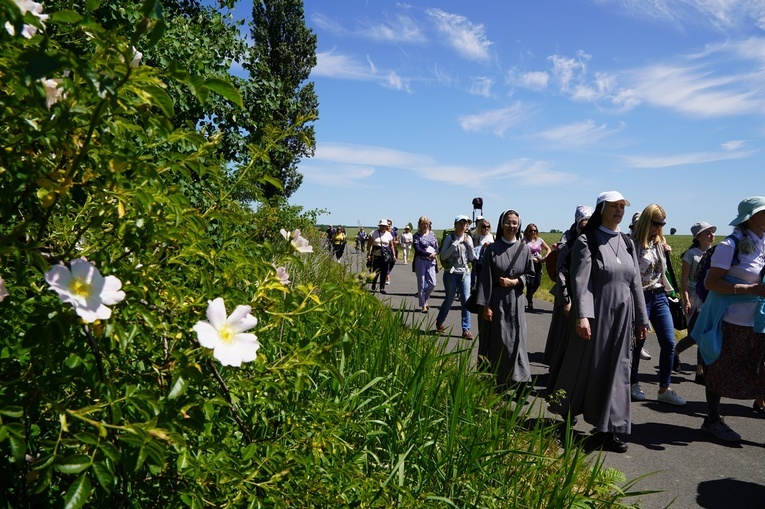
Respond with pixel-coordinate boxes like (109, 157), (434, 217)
(45, 258), (126, 323)
(193, 298), (260, 367)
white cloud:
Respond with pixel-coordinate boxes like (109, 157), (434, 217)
(363, 14), (426, 43)
(533, 120), (624, 149)
(598, 0), (765, 31)
(426, 8), (493, 62)
(624, 148), (753, 168)
(302, 142), (577, 188)
(313, 50), (412, 92)
(459, 102), (528, 137)
(469, 77), (494, 97)
(549, 51), (591, 90)
(722, 140), (746, 150)
(517, 71), (550, 90)
(622, 63), (763, 117)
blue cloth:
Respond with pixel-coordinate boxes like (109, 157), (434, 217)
(437, 271), (472, 331)
(692, 275), (765, 365)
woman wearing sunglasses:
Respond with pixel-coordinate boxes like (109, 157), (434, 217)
(629, 204), (686, 407)
(522, 223), (551, 312)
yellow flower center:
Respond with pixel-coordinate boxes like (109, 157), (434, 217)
(68, 277), (92, 298)
(218, 324), (235, 344)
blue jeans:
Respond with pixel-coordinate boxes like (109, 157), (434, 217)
(437, 271), (471, 331)
(632, 290), (676, 388)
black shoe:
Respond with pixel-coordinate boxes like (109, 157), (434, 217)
(673, 355), (681, 372)
(753, 402), (765, 416)
(594, 432), (628, 453)
(380, 290), (387, 294)
(694, 372), (706, 386)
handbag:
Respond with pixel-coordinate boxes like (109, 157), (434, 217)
(464, 290), (480, 314)
(664, 251), (687, 330)
(667, 294), (687, 330)
(381, 246), (393, 265)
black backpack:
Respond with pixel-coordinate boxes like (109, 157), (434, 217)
(694, 234), (739, 303)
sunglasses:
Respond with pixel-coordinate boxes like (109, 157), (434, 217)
(482, 224), (491, 229)
(529, 229), (537, 233)
(651, 221), (666, 227)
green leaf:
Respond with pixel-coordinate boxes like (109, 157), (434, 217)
(98, 442), (120, 463)
(56, 454), (92, 474)
(168, 375), (188, 400)
(142, 85), (174, 118)
(86, 0), (101, 11)
(92, 462), (114, 491)
(203, 78), (243, 108)
(0, 406), (24, 418)
(50, 10), (83, 24)
(63, 474), (92, 509)
(8, 434), (26, 462)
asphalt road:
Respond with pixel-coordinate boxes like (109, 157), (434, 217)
(343, 249), (765, 509)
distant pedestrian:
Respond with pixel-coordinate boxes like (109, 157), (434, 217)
(412, 216), (438, 313)
(543, 205), (592, 368)
(332, 226), (347, 261)
(400, 225), (414, 264)
(435, 215), (475, 339)
(474, 209), (535, 390)
(356, 227), (367, 252)
(367, 219), (394, 294)
(522, 223), (550, 312)
(674, 221), (717, 383)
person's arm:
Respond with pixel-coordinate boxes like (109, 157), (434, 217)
(440, 233), (457, 259)
(680, 259), (692, 315)
(706, 267), (765, 296)
(540, 239), (551, 260)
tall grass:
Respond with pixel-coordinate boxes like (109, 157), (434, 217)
(279, 230), (652, 507)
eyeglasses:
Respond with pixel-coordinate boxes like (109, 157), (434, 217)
(651, 220), (666, 227)
(482, 225), (490, 229)
(530, 229), (538, 233)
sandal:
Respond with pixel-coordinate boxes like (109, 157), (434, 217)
(462, 330), (474, 340)
(753, 402), (765, 415)
(435, 323), (446, 334)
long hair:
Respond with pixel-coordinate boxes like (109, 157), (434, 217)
(497, 209), (522, 241)
(523, 223), (538, 241)
(633, 203), (666, 249)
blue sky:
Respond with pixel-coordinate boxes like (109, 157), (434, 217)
(230, 1), (765, 233)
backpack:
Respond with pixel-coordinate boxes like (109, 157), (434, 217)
(694, 234), (739, 303)
(439, 230), (455, 271)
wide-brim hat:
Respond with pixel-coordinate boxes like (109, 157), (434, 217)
(378, 218), (388, 226)
(690, 221), (717, 239)
(454, 214), (470, 224)
(730, 196), (765, 226)
(596, 190), (631, 207)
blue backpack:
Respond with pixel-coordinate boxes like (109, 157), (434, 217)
(694, 234), (739, 303)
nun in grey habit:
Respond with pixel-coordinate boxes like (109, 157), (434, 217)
(548, 191), (648, 453)
(475, 209), (536, 390)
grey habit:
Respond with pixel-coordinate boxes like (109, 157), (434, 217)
(475, 239), (536, 388)
(549, 229), (648, 434)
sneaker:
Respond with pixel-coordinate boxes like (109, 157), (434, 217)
(640, 348), (651, 360)
(630, 383), (646, 401)
(701, 417), (741, 442)
(657, 387), (686, 406)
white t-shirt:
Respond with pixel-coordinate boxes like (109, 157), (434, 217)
(711, 229), (765, 327)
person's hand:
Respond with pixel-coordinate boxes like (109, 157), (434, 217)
(563, 302), (571, 316)
(683, 300), (691, 315)
(575, 317), (591, 340)
(635, 324), (648, 340)
(663, 243), (672, 253)
(483, 307), (493, 322)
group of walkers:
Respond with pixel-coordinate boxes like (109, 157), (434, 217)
(361, 192), (765, 452)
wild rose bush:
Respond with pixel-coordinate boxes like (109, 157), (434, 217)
(0, 2), (364, 507)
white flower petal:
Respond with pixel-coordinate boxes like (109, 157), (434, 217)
(205, 298), (228, 329)
(100, 275), (125, 305)
(212, 343), (245, 367)
(280, 228), (290, 240)
(193, 321), (220, 349)
(0, 277), (9, 302)
(45, 265), (72, 288)
(227, 304), (252, 325)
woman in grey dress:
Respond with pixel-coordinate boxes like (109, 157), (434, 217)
(475, 209), (536, 390)
(549, 191), (649, 453)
